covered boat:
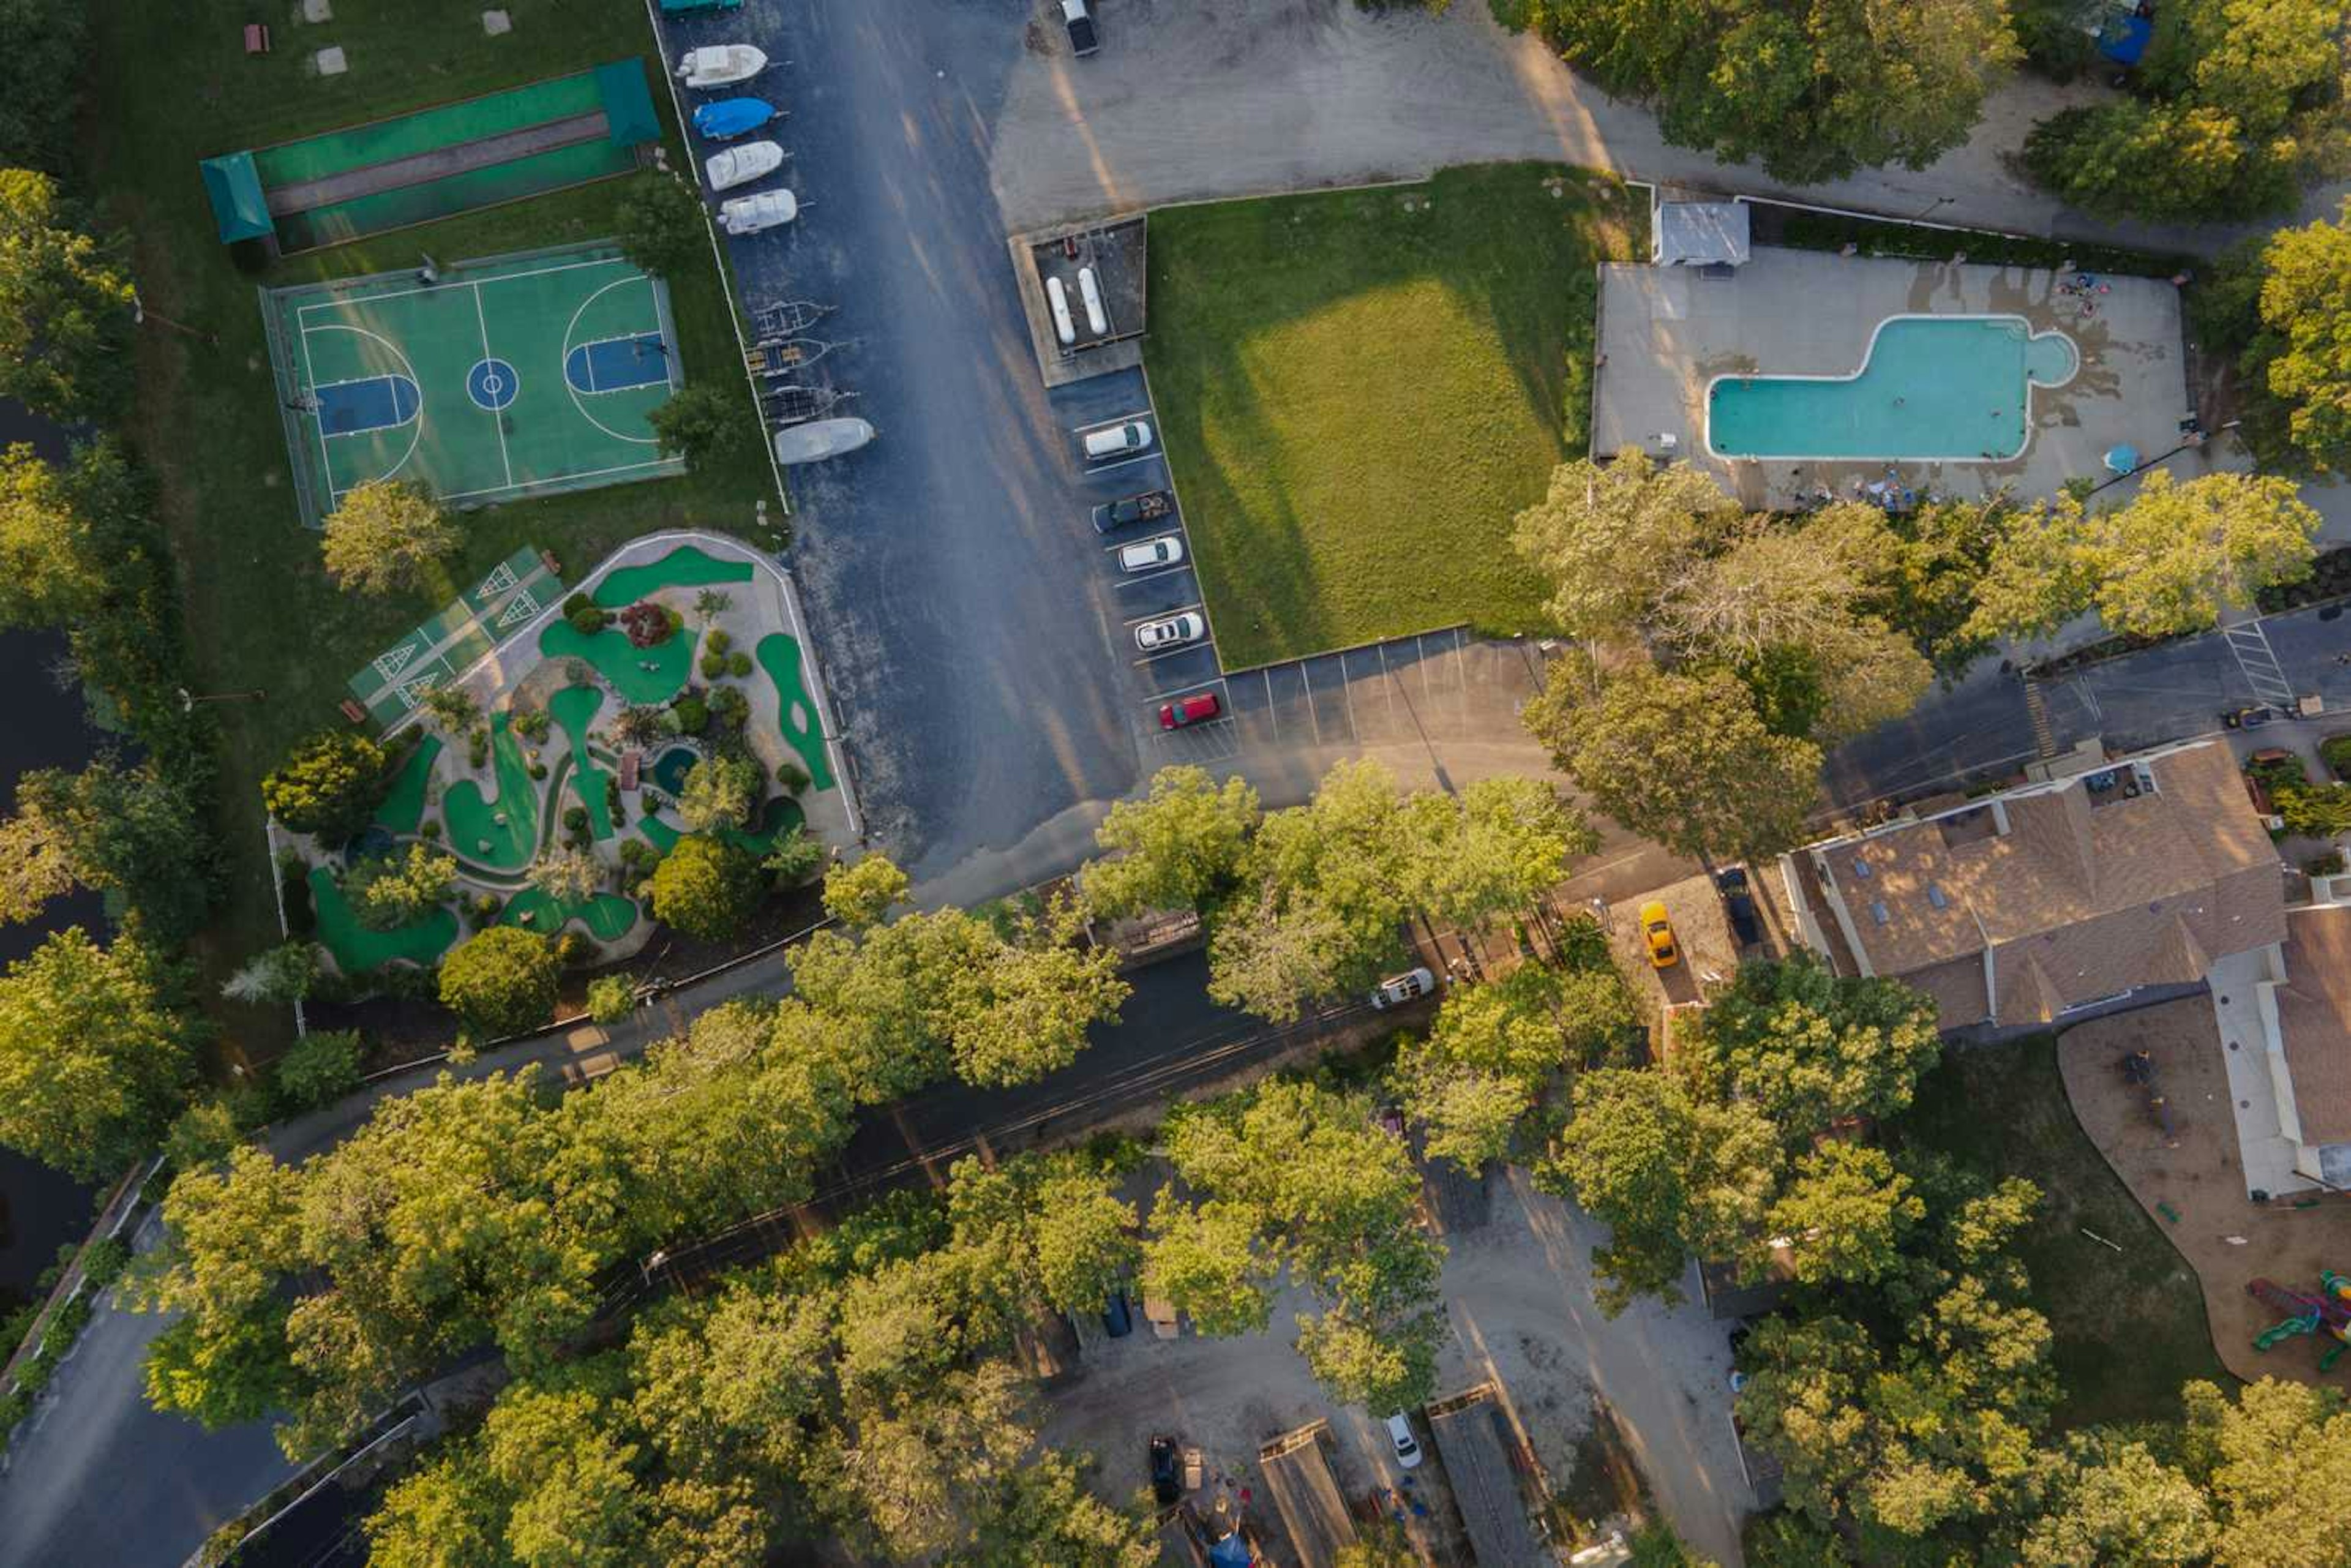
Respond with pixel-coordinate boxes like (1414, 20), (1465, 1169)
(773, 417), (875, 465)
(705, 140), (784, 192)
(692, 96), (778, 140)
(720, 189), (798, 236)
(677, 45), (767, 89)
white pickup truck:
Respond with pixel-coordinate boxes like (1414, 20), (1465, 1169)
(1060, 0), (1099, 55)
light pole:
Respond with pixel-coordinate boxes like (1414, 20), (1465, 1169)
(132, 291), (219, 348)
(1913, 195), (1953, 222)
(178, 686), (267, 712)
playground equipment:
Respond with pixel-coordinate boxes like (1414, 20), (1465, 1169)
(2248, 1275), (2351, 1368)
(2119, 1048), (2180, 1147)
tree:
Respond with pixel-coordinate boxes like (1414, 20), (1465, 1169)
(0, 0), (89, 172)
(2087, 470), (2320, 637)
(1767, 1144), (1924, 1286)
(650, 384), (749, 468)
(945, 938), (1130, 1088)
(969, 1449), (1156, 1568)
(0, 927), (204, 1179)
(272, 1029), (363, 1113)
(1679, 955), (1942, 1135)
(1537, 1068), (1779, 1312)
(1139, 1196), (1280, 1336)
(438, 926), (560, 1037)
(2182, 1376), (2351, 1568)
(1083, 764), (1261, 918)
(2021, 102), (2281, 222)
(0, 168), (135, 421)
(650, 833), (765, 940)
(1204, 883), (1355, 1023)
(1404, 775), (1595, 928)
(0, 754), (218, 940)
(263, 731), (390, 844)
(1511, 451), (1738, 642)
(419, 681), (479, 735)
(222, 941), (318, 1007)
(530, 849), (606, 906)
(1392, 961), (1632, 1170)
(763, 826), (824, 887)
(0, 440), (105, 628)
(615, 173), (709, 279)
(320, 481), (459, 597)
(692, 588), (733, 625)
(345, 842), (457, 931)
(586, 974), (636, 1024)
(677, 754), (763, 833)
(1026, 1167), (1142, 1318)
(2243, 202), (2351, 471)
(2019, 1434), (2215, 1568)
(823, 855), (909, 928)
(1295, 1302), (1446, 1412)
(1524, 661), (1821, 861)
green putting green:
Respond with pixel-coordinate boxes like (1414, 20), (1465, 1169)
(499, 887), (639, 942)
(637, 794), (803, 860)
(441, 712), (541, 870)
(309, 865), (458, 972)
(549, 684), (617, 840)
(592, 544), (754, 609)
(374, 734), (442, 835)
(756, 634), (835, 791)
(639, 814), (681, 855)
(539, 620), (697, 704)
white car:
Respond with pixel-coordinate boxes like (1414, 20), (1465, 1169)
(1371, 967), (1436, 1010)
(1386, 1412), (1423, 1469)
(705, 139), (784, 192)
(1082, 419), (1153, 459)
(719, 189), (798, 236)
(1134, 611), (1205, 651)
(1119, 534), (1185, 572)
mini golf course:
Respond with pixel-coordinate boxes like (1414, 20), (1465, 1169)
(756, 633), (835, 791)
(539, 619), (697, 704)
(592, 543), (754, 608)
(374, 735), (441, 835)
(639, 792), (805, 858)
(549, 683), (618, 839)
(441, 712), (540, 869)
(500, 887), (639, 941)
(309, 865), (459, 972)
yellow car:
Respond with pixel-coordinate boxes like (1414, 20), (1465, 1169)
(1639, 901), (1680, 969)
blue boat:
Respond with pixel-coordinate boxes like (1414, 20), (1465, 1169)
(692, 97), (777, 141)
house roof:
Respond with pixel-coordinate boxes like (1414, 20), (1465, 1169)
(1790, 741), (2284, 1027)
(1655, 201), (1750, 266)
(2278, 906), (2351, 1144)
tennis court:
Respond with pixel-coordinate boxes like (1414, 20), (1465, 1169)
(263, 242), (685, 527)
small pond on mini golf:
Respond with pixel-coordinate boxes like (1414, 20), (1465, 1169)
(649, 744), (700, 797)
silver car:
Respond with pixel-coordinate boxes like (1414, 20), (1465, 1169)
(1134, 611), (1205, 651)
(1119, 534), (1185, 573)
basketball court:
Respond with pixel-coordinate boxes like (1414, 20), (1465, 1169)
(261, 242), (685, 527)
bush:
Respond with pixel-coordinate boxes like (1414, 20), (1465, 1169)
(554, 931), (592, 967)
(468, 733), (489, 770)
(650, 833), (765, 940)
(2323, 735), (2351, 782)
(563, 591), (592, 618)
(261, 731), (390, 843)
(438, 927), (561, 1037)
(2307, 850), (2346, 877)
(606, 777), (623, 820)
(727, 651), (753, 679)
(586, 973), (636, 1023)
(513, 708), (552, 743)
(620, 601), (672, 648)
(164, 1098), (244, 1172)
(671, 694), (709, 734)
(775, 759), (811, 793)
(419, 819), (443, 839)
(528, 762), (548, 781)
(2278, 781), (2351, 839)
(273, 1029), (364, 1112)
(564, 805), (590, 835)
(567, 603), (612, 636)
(710, 685), (749, 729)
(78, 1236), (130, 1289)
(700, 650), (727, 680)
(707, 627), (733, 656)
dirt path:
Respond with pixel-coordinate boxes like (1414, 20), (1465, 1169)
(2059, 999), (2351, 1389)
(988, 0), (2233, 254)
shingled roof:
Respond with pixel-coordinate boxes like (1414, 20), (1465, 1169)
(2276, 906), (2351, 1145)
(1782, 741), (2284, 1028)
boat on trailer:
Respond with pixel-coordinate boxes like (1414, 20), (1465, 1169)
(720, 189), (799, 236)
(678, 44), (767, 90)
(692, 96), (779, 140)
(773, 416), (876, 464)
(705, 140), (786, 192)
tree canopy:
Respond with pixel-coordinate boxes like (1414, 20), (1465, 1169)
(320, 481), (459, 597)
(1082, 764), (1261, 919)
(0, 754), (218, 942)
(438, 927), (560, 1038)
(262, 731), (391, 844)
(0, 168), (136, 421)
(650, 833), (767, 940)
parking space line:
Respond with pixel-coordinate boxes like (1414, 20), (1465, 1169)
(1263, 667), (1278, 743)
(1133, 646), (1211, 669)
(1122, 601), (1205, 628)
(1142, 675), (1231, 705)
(1453, 627), (1471, 727)
(1378, 642), (1398, 731)
(1082, 451), (1161, 477)
(1112, 566), (1191, 590)
(1341, 660), (1359, 740)
(1417, 634), (1438, 716)
(1302, 663), (1323, 746)
(1069, 411), (1153, 434)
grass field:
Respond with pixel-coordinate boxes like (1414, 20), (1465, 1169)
(85, 1), (771, 1041)
(1143, 164), (1633, 669)
(1893, 1034), (2229, 1428)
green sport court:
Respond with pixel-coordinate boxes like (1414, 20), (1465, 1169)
(263, 242), (685, 527)
(347, 546), (564, 725)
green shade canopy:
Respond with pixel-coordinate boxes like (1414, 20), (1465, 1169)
(594, 59), (661, 148)
(199, 152), (272, 244)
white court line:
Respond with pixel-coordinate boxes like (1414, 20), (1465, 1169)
(470, 283), (514, 489)
(569, 332), (672, 396)
(419, 454), (681, 505)
(295, 323), (334, 502)
(1262, 667), (1278, 743)
(293, 253), (633, 318)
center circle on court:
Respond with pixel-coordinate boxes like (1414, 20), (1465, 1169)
(467, 357), (520, 411)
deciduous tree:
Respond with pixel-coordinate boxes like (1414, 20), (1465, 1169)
(615, 173), (709, 279)
(438, 926), (560, 1037)
(0, 440), (105, 628)
(0, 0), (89, 171)
(649, 384), (749, 468)
(0, 168), (135, 421)
(1083, 764), (1261, 918)
(2182, 1376), (2351, 1568)
(320, 481), (460, 597)
(823, 854), (909, 928)
(1767, 1143), (1924, 1286)
(1679, 955), (1942, 1135)
(0, 754), (218, 940)
(650, 833), (765, 940)
(677, 754), (763, 833)
(263, 731), (390, 844)
(2019, 1434), (2216, 1568)
(345, 842), (457, 932)
(530, 848), (605, 906)
(1510, 451), (1738, 642)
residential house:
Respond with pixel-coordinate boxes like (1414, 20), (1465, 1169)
(1775, 739), (2287, 1038)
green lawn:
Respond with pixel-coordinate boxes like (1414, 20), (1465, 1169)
(1892, 1034), (2229, 1428)
(85, 0), (772, 1037)
(1143, 163), (1633, 669)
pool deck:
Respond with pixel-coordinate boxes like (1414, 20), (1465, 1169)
(1592, 247), (2190, 508)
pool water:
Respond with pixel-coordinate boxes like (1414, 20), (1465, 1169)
(649, 745), (700, 797)
(1708, 316), (2077, 462)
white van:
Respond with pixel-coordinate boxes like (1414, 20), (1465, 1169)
(1082, 419), (1152, 460)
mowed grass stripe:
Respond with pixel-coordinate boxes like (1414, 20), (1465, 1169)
(1144, 164), (1633, 669)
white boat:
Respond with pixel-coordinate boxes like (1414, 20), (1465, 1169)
(705, 140), (784, 192)
(719, 188), (798, 236)
(678, 45), (767, 90)
(773, 416), (875, 464)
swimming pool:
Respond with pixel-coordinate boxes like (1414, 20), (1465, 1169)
(1706, 315), (2077, 462)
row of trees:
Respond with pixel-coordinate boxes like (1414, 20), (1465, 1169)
(1507, 453), (2322, 863)
(358, 1148), (1158, 1567)
(1081, 760), (1592, 1022)
(133, 857), (1131, 1459)
(2199, 199), (2351, 477)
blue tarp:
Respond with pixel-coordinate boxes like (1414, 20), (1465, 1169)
(1207, 1534), (1252, 1567)
(2098, 13), (2152, 65)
